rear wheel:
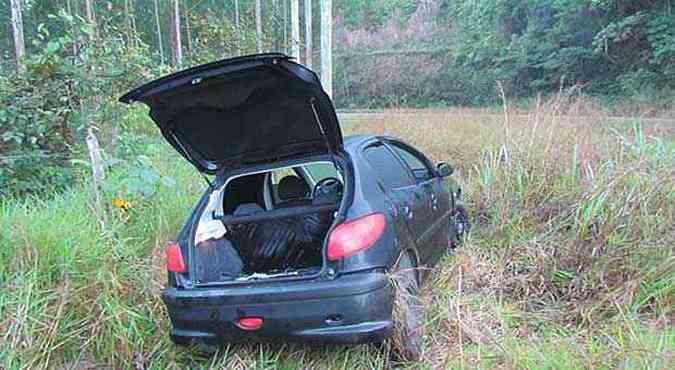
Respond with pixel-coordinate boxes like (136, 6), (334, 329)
(389, 252), (424, 362)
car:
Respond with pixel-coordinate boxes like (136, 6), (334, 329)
(120, 53), (469, 360)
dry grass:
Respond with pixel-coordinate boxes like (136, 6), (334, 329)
(1, 92), (674, 368)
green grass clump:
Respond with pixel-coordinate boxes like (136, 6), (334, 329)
(1, 101), (674, 368)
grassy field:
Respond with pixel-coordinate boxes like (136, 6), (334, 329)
(1, 96), (674, 368)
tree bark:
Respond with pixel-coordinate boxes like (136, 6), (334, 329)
(124, 0), (134, 47)
(153, 0), (165, 64)
(291, 0), (300, 60)
(272, 0), (280, 51)
(305, 0), (312, 67)
(130, 0), (139, 47)
(172, 0), (183, 68)
(234, 0), (240, 53)
(184, 1), (193, 59)
(320, 0), (332, 97)
(256, 0), (263, 52)
(84, 0), (107, 227)
(65, 0), (78, 56)
(10, 0), (26, 76)
(84, 0), (98, 41)
(283, 0), (288, 53)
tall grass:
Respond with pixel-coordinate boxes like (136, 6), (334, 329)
(1, 96), (673, 368)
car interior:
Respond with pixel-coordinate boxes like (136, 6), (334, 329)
(194, 162), (344, 284)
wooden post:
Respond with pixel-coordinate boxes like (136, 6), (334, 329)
(305, 0), (312, 67)
(173, 0), (183, 68)
(153, 0), (165, 64)
(290, 0), (300, 60)
(256, 0), (263, 52)
(10, 0), (25, 76)
(320, 0), (332, 97)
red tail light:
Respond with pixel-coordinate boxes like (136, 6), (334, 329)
(166, 242), (187, 273)
(327, 213), (386, 261)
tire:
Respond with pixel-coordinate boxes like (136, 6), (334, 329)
(451, 205), (470, 247)
(389, 252), (424, 362)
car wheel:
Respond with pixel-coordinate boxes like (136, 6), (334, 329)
(390, 252), (424, 362)
(451, 205), (470, 247)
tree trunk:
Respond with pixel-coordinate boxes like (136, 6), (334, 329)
(130, 0), (139, 48)
(65, 0), (78, 56)
(10, 0), (26, 76)
(320, 0), (332, 97)
(84, 0), (98, 41)
(84, 0), (107, 227)
(290, 0), (300, 60)
(305, 0), (312, 67)
(272, 0), (280, 51)
(172, 0), (183, 68)
(283, 0), (288, 53)
(124, 0), (134, 48)
(256, 0), (263, 52)
(234, 0), (240, 53)
(184, 1), (193, 59)
(153, 0), (165, 64)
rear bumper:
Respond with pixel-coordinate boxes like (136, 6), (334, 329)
(161, 272), (394, 345)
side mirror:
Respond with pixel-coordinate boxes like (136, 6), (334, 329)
(437, 162), (453, 177)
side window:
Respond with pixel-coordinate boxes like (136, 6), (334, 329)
(388, 143), (433, 182)
(363, 143), (413, 189)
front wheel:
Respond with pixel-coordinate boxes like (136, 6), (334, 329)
(389, 252), (424, 362)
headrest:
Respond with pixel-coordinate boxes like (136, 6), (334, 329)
(277, 175), (309, 201)
(233, 203), (265, 216)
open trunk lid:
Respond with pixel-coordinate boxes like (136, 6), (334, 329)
(119, 53), (342, 174)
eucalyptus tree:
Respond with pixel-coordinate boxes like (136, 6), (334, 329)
(10, 0), (25, 75)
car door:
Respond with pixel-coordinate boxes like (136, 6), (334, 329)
(362, 142), (420, 257)
(385, 140), (450, 266)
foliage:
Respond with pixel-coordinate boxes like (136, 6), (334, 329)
(0, 10), (156, 196)
(336, 0), (675, 107)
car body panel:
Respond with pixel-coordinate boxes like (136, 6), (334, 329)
(119, 54), (342, 174)
(163, 271), (393, 345)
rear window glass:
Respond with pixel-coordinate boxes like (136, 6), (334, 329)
(363, 144), (413, 189)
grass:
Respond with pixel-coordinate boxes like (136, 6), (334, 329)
(1, 94), (674, 368)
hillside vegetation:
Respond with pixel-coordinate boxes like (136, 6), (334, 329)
(2, 96), (673, 368)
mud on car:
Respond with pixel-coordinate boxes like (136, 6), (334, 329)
(120, 53), (469, 360)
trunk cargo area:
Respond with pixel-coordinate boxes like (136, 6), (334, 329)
(195, 206), (335, 283)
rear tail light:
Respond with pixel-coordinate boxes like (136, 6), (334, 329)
(166, 242), (187, 273)
(327, 213), (386, 261)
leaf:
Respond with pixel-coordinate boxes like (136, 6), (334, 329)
(46, 41), (61, 54)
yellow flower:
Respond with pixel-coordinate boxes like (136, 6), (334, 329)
(112, 198), (132, 212)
